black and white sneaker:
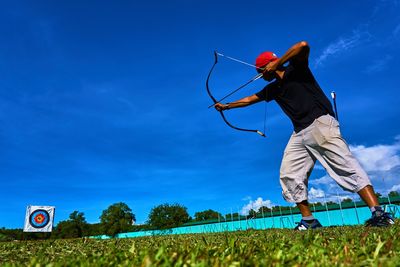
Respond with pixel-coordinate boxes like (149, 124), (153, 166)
(365, 211), (395, 227)
(294, 219), (323, 231)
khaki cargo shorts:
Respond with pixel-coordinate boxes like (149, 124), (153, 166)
(280, 114), (371, 203)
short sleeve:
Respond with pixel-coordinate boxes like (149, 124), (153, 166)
(255, 82), (279, 102)
(289, 58), (309, 69)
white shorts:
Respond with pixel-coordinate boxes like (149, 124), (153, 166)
(280, 114), (371, 203)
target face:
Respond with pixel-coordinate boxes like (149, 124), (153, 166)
(29, 209), (50, 228)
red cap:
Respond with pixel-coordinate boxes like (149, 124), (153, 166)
(255, 52), (278, 71)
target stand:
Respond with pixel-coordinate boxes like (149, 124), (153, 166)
(23, 205), (55, 232)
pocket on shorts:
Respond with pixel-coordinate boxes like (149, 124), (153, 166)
(312, 118), (330, 145)
(312, 116), (341, 145)
(315, 115), (331, 126)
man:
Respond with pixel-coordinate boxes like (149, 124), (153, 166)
(214, 41), (395, 230)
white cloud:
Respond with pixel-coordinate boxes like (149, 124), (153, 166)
(350, 142), (400, 172)
(310, 175), (343, 193)
(308, 187), (325, 201)
(240, 197), (273, 215)
(311, 175), (332, 186)
(241, 196), (252, 202)
(388, 184), (400, 193)
(308, 138), (400, 200)
(364, 55), (393, 73)
(314, 0), (399, 68)
(314, 30), (371, 67)
(308, 187), (356, 204)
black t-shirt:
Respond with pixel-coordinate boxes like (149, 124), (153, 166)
(256, 60), (334, 133)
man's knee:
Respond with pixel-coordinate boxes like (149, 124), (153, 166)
(280, 176), (308, 203)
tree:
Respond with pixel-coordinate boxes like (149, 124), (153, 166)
(224, 213), (233, 221)
(69, 211), (88, 236)
(311, 202), (323, 207)
(86, 223), (103, 236)
(225, 212), (243, 220)
(100, 202), (135, 237)
(375, 192), (382, 198)
(341, 198), (353, 203)
(258, 206), (272, 214)
(53, 211), (88, 239)
(148, 203), (190, 229)
(325, 201), (337, 206)
(388, 191), (400, 198)
(194, 209), (222, 221)
(247, 209), (257, 219)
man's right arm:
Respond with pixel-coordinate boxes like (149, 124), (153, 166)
(264, 41), (310, 74)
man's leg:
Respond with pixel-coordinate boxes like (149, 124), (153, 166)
(279, 132), (322, 230)
(357, 185), (379, 207)
(280, 132), (315, 205)
(297, 200), (312, 217)
(358, 185), (395, 226)
(304, 115), (394, 226)
(294, 200), (323, 230)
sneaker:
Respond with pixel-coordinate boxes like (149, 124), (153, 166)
(365, 211), (395, 227)
(294, 219), (323, 231)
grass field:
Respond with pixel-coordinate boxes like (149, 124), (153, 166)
(1, 223), (399, 266)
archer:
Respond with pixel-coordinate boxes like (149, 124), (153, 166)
(214, 41), (394, 230)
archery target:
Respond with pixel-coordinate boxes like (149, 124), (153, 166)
(24, 205), (55, 232)
(29, 209), (50, 228)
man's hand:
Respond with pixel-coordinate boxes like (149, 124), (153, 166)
(214, 102), (229, 111)
(263, 60), (280, 75)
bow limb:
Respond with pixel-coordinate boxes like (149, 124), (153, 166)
(206, 51), (265, 137)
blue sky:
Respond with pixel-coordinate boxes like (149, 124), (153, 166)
(1, 0), (400, 228)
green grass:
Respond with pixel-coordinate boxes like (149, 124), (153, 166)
(1, 223), (400, 266)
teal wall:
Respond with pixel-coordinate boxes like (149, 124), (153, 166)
(95, 204), (400, 239)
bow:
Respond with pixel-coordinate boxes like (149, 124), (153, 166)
(206, 51), (266, 137)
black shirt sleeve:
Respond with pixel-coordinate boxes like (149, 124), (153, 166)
(289, 57), (309, 68)
(255, 81), (279, 102)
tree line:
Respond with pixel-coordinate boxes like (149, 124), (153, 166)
(1, 202), (192, 241)
(1, 191), (399, 241)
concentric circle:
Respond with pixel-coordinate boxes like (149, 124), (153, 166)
(29, 209), (50, 228)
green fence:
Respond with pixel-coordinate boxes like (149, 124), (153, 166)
(94, 197), (400, 239)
